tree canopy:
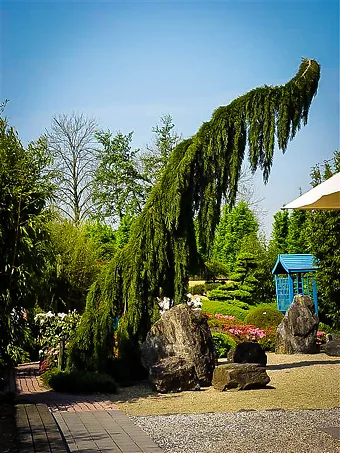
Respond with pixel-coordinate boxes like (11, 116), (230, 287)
(0, 117), (54, 361)
(306, 151), (340, 328)
(71, 58), (321, 370)
(211, 201), (259, 271)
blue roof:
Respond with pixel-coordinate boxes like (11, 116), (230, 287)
(272, 254), (317, 274)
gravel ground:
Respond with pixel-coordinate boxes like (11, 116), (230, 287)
(114, 353), (340, 416)
(131, 408), (340, 453)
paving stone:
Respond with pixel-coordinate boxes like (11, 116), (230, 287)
(15, 363), (164, 453)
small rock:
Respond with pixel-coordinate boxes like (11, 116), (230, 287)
(233, 342), (267, 366)
(212, 363), (270, 391)
(149, 356), (200, 393)
(324, 340), (340, 357)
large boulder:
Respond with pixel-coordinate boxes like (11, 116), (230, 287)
(212, 363), (270, 391)
(324, 340), (340, 357)
(233, 342), (267, 366)
(149, 357), (200, 393)
(141, 304), (215, 386)
(275, 295), (319, 354)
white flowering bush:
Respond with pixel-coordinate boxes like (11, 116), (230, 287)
(34, 310), (80, 371)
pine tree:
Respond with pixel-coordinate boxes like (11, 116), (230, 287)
(71, 58), (321, 370)
(211, 200), (258, 271)
(270, 210), (290, 255)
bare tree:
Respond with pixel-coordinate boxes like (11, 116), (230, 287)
(46, 113), (98, 223)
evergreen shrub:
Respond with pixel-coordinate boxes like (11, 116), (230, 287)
(212, 332), (237, 358)
(244, 305), (284, 329)
(42, 369), (117, 394)
(318, 322), (334, 334)
(204, 282), (221, 292)
(202, 299), (249, 320)
(106, 357), (148, 387)
(189, 284), (205, 295)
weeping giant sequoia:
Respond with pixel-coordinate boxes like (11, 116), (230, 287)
(72, 58), (320, 369)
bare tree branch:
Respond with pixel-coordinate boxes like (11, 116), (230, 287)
(46, 113), (98, 223)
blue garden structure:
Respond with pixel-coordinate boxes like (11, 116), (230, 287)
(272, 254), (318, 314)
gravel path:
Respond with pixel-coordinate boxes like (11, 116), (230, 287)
(131, 408), (340, 453)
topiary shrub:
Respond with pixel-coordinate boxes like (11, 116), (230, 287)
(202, 299), (249, 320)
(212, 332), (237, 358)
(204, 282), (221, 292)
(42, 369), (117, 394)
(244, 305), (284, 329)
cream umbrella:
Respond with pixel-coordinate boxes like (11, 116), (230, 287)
(283, 172), (340, 210)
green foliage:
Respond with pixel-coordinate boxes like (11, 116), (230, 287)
(307, 209), (340, 328)
(239, 233), (276, 303)
(211, 201), (258, 270)
(286, 210), (308, 253)
(0, 117), (54, 363)
(141, 114), (181, 187)
(40, 366), (59, 387)
(115, 214), (135, 249)
(257, 331), (276, 352)
(83, 221), (116, 262)
(304, 151), (340, 329)
(208, 252), (260, 306)
(42, 369), (117, 394)
(71, 59), (320, 370)
(244, 305), (283, 329)
(204, 282), (221, 292)
(34, 310), (81, 357)
(270, 210), (290, 255)
(40, 220), (101, 312)
(211, 332), (237, 358)
(203, 261), (229, 281)
(189, 284), (206, 295)
(202, 299), (249, 320)
(93, 130), (148, 222)
(318, 322), (334, 334)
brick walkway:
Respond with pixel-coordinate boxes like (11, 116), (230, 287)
(15, 363), (164, 453)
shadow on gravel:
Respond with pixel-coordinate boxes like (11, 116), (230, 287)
(267, 359), (340, 370)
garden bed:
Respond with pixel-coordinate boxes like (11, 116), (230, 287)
(112, 353), (340, 416)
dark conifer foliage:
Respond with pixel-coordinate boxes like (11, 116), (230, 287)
(71, 59), (320, 369)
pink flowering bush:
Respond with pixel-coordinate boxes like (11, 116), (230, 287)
(204, 311), (276, 351)
(316, 331), (326, 344)
(225, 324), (266, 341)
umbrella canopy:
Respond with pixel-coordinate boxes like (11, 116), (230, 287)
(283, 172), (340, 210)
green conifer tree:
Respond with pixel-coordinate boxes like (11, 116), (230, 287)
(71, 59), (320, 370)
(211, 200), (258, 271)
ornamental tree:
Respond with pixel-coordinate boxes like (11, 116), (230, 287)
(71, 59), (321, 371)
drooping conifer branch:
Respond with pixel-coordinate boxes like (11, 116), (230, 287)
(71, 58), (320, 370)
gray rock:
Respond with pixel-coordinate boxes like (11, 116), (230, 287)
(324, 340), (340, 357)
(275, 295), (319, 354)
(212, 363), (270, 391)
(141, 304), (215, 386)
(233, 342), (267, 366)
(149, 356), (200, 393)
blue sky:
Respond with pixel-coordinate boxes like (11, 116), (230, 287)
(1, 0), (339, 236)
